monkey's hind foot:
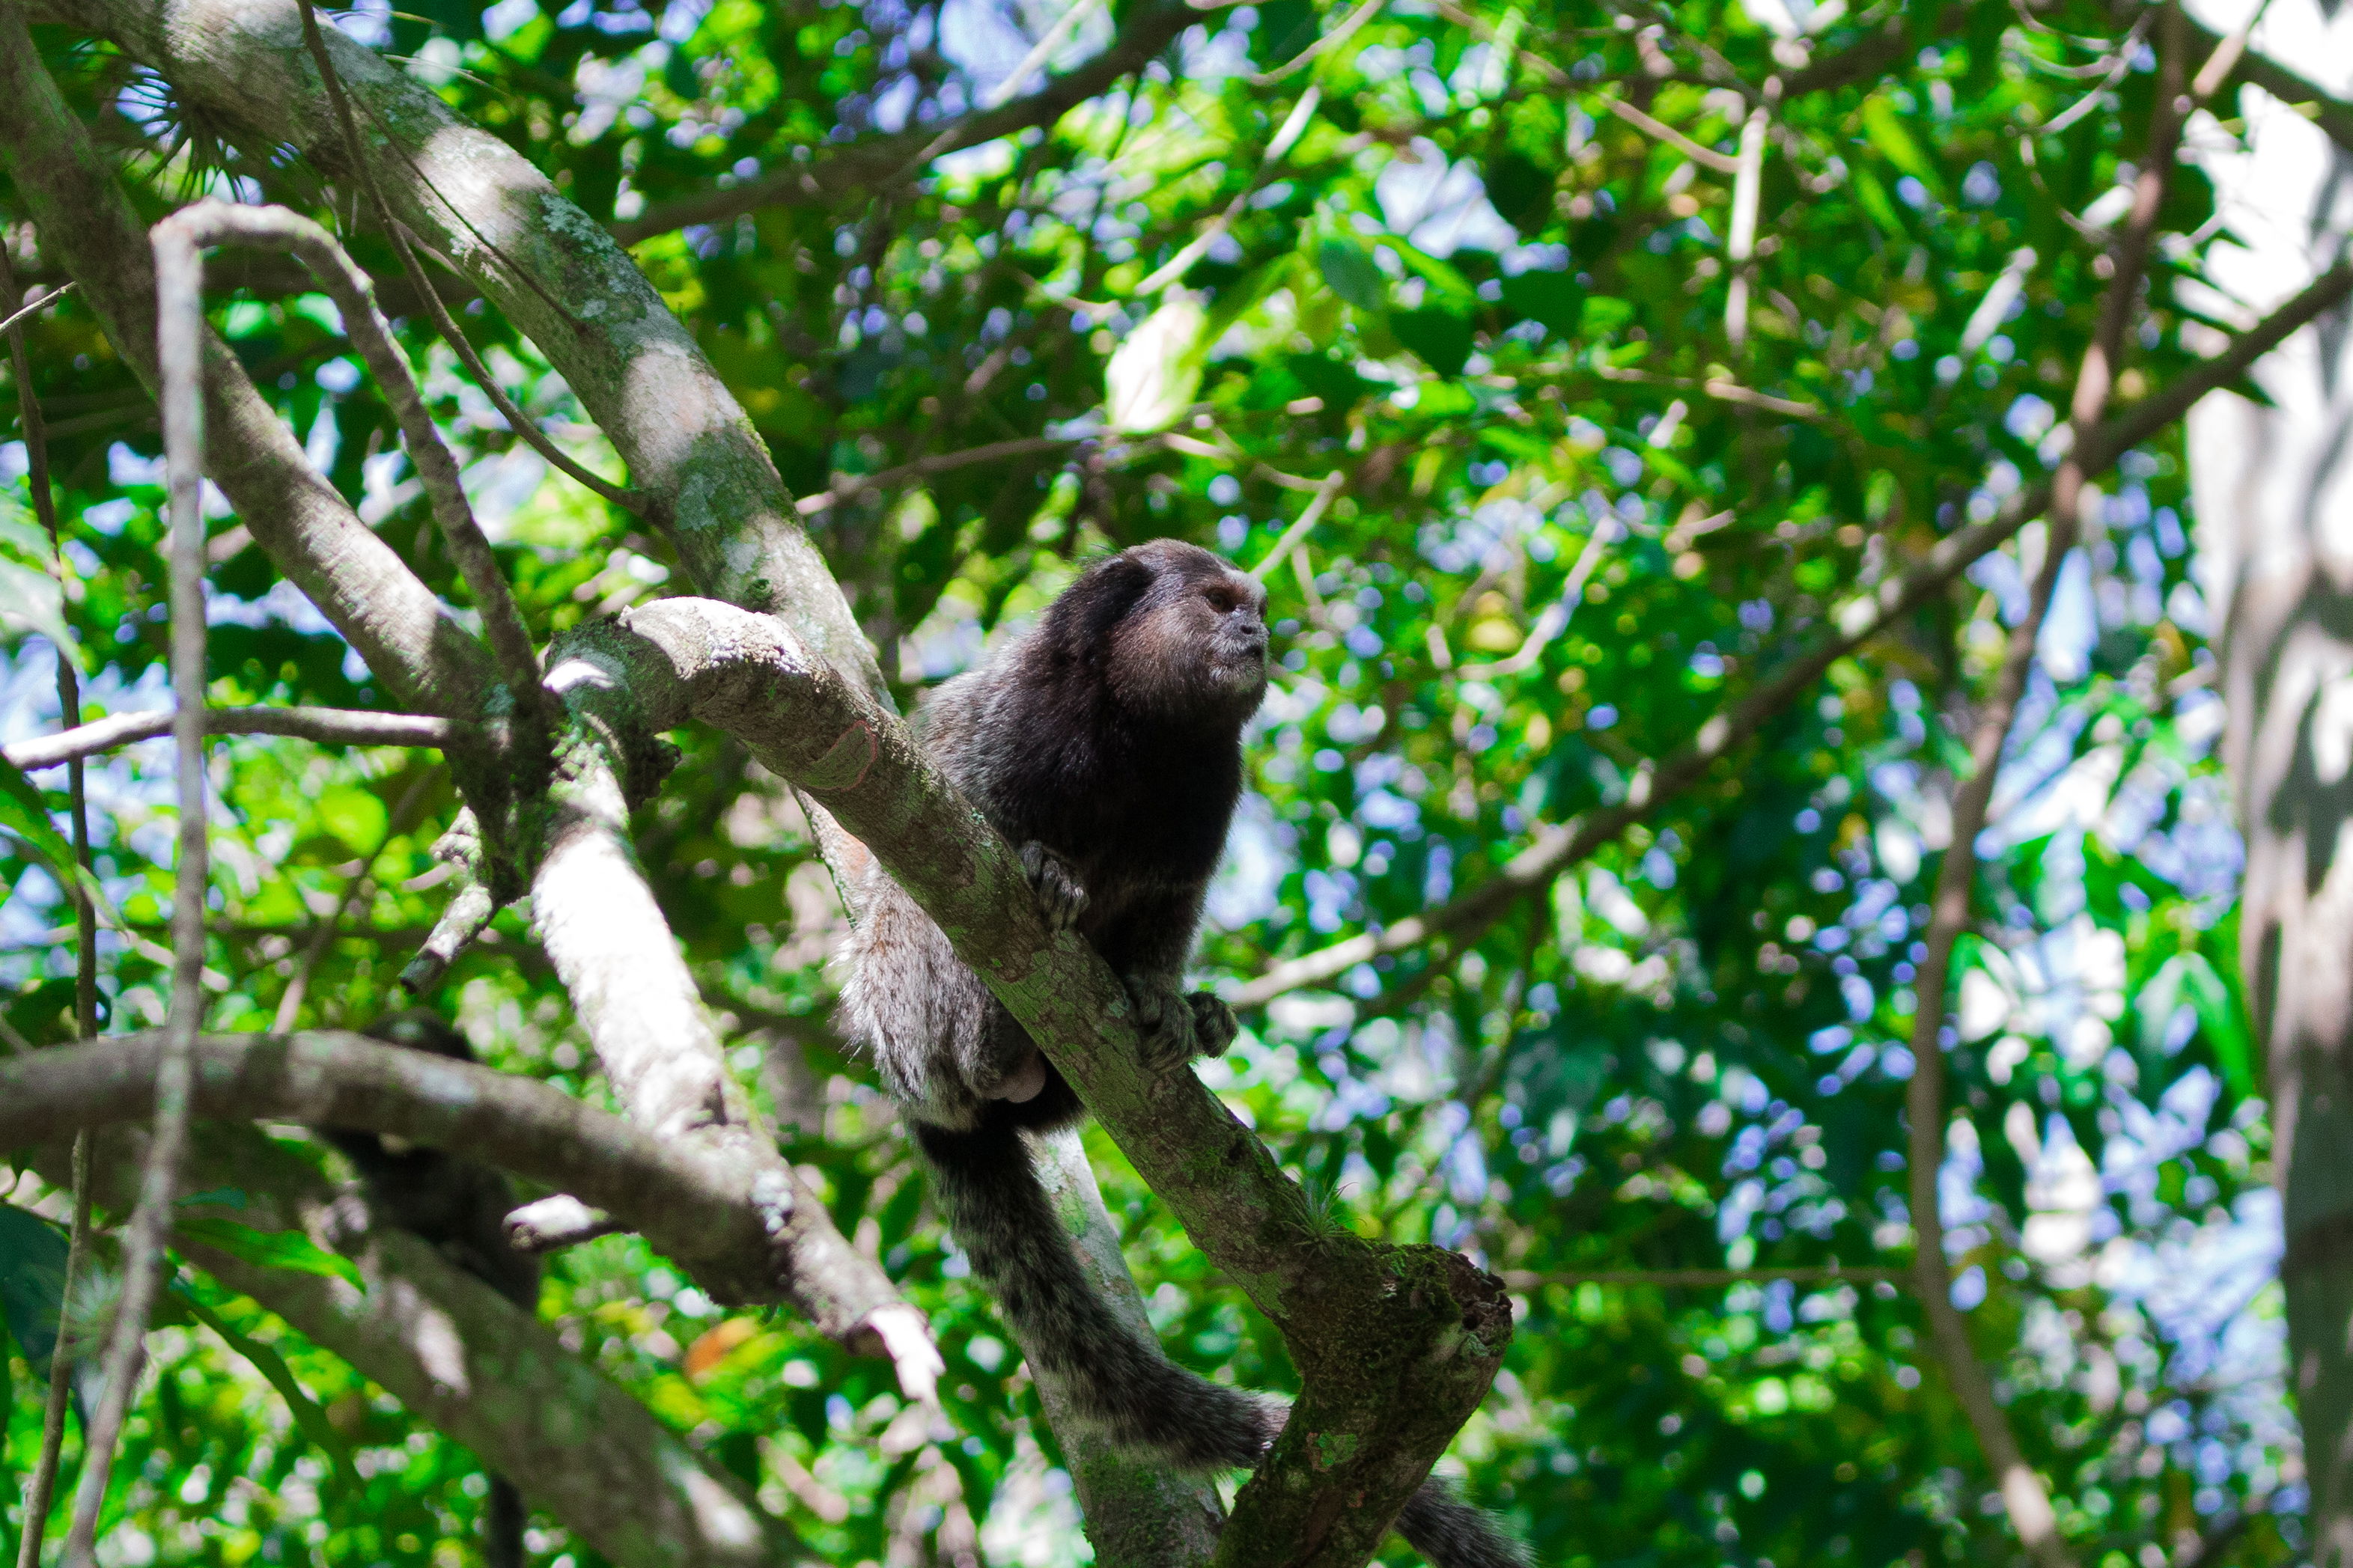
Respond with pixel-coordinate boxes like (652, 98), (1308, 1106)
(1019, 841), (1089, 932)
(1126, 980), (1238, 1073)
(1189, 992), (1238, 1058)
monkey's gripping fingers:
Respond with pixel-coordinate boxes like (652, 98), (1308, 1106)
(1019, 841), (1089, 932)
(1125, 978), (1234, 1074)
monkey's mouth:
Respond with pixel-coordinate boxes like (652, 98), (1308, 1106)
(1209, 641), (1268, 686)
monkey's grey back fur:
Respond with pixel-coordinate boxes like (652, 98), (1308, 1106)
(837, 541), (1529, 1567)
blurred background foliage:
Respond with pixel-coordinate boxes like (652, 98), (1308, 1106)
(0, 0), (2304, 1562)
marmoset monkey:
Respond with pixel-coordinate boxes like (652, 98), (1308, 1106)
(325, 1011), (538, 1568)
(840, 540), (1525, 1567)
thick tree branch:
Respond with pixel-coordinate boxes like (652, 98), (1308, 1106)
(4, 705), (451, 772)
(609, 0), (1196, 243)
(209, 1233), (815, 1567)
(0, 10), (498, 724)
(1026, 1129), (1226, 1564)
(0, 1033), (798, 1263)
(553, 599), (1512, 1568)
(534, 650), (941, 1399)
(1232, 253), (2353, 1009)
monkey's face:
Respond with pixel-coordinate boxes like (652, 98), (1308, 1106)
(1104, 541), (1270, 724)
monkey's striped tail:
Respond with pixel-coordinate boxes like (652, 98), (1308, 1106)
(912, 1118), (1530, 1568)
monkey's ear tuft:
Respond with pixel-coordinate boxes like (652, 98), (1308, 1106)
(1058, 551), (1157, 650)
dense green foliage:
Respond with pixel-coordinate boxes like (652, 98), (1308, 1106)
(0, 0), (2304, 1563)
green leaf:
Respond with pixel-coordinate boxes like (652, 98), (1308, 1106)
(1861, 95), (1940, 193)
(2139, 953), (2254, 1097)
(1579, 296), (1636, 337)
(314, 784), (389, 856)
(1500, 269), (1586, 339)
(0, 1203), (69, 1373)
(0, 553), (73, 663)
(174, 1286), (361, 1490)
(1390, 243), (1479, 308)
(176, 1217), (365, 1289)
(1315, 238), (1386, 314)
(1106, 293), (1208, 434)
(1482, 150), (1554, 234)
(0, 751), (78, 887)
(1392, 307), (1474, 377)
(1850, 165), (1907, 237)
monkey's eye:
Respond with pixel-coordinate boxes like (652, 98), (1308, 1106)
(1202, 583), (1241, 614)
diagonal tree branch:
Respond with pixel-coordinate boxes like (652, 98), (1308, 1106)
(1908, 18), (2192, 1566)
(1231, 251), (2353, 1010)
(165, 199), (553, 753)
(531, 642), (943, 1398)
(609, 0), (1196, 243)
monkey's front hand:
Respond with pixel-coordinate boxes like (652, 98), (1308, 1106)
(1020, 841), (1089, 932)
(1125, 979), (1239, 1074)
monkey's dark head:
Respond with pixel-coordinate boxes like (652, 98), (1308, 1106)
(1053, 539), (1268, 728)
(366, 1009), (475, 1064)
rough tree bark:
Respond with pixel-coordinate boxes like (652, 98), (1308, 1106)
(2191, 2), (2353, 1558)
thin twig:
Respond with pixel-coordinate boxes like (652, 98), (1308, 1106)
(1458, 518), (1618, 681)
(1251, 0), (1386, 85)
(61, 207), (218, 1568)
(1503, 1266), (1907, 1289)
(4, 706), (451, 772)
(1133, 82), (1322, 296)
(295, 5), (577, 332)
(1433, 0), (1741, 174)
(1249, 470), (1344, 582)
(1, 230), (99, 1568)
(1591, 362), (1822, 418)
(16, 1131), (92, 1568)
(794, 436), (1077, 516)
(302, 0), (641, 516)
(0, 278), (74, 337)
(981, 0), (1106, 110)
(392, 224), (648, 516)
